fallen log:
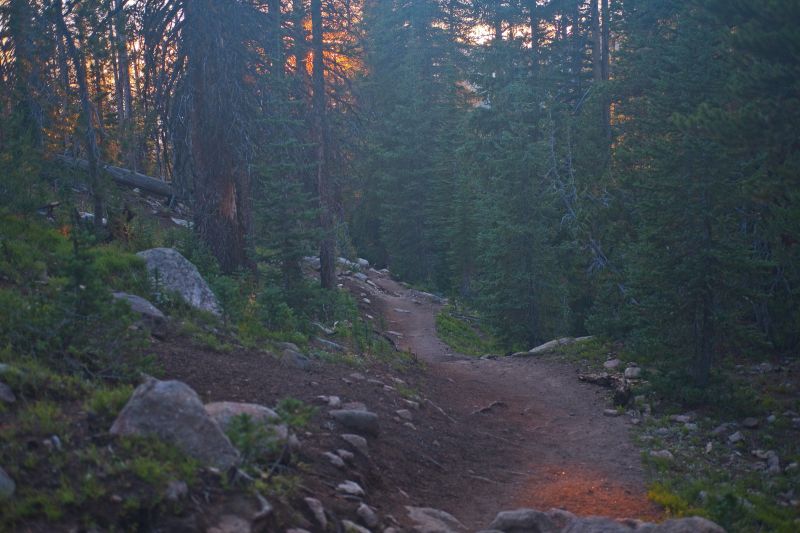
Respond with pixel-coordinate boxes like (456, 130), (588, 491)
(55, 155), (173, 198)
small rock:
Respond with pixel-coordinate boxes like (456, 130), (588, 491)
(164, 480), (188, 502)
(337, 480), (365, 497)
(207, 514), (251, 533)
(330, 410), (380, 436)
(283, 349), (312, 371)
(350, 372), (367, 381)
(784, 462), (798, 473)
(650, 450), (674, 460)
(363, 298), (372, 304)
(684, 423), (698, 431)
(304, 497), (327, 530)
(337, 449), (355, 462)
(766, 451), (781, 474)
(669, 414), (693, 424)
(343, 401), (368, 411)
(624, 366), (642, 379)
(341, 434), (369, 456)
(403, 399), (421, 410)
(396, 409), (413, 421)
(603, 359), (621, 370)
(342, 520), (371, 533)
(488, 509), (555, 532)
(742, 417), (759, 429)
(286, 529), (312, 533)
(652, 516), (725, 532)
(603, 409), (622, 417)
(728, 431), (745, 444)
(705, 442), (713, 454)
(357, 258), (370, 268)
(711, 423), (731, 436)
(358, 503), (380, 528)
(0, 467), (15, 499)
(767, 414), (776, 424)
(0, 382), (15, 404)
(354, 273), (369, 282)
(566, 516), (630, 532)
(324, 451), (346, 468)
(406, 506), (466, 533)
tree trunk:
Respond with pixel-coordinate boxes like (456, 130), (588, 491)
(53, 0), (104, 229)
(311, 0), (336, 289)
(8, 0), (43, 148)
(527, 0), (538, 74)
(601, 0), (611, 140)
(113, 0), (135, 169)
(591, 0), (602, 83)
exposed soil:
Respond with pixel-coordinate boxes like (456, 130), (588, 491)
(158, 268), (661, 531)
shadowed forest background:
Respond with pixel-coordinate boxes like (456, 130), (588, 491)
(2, 0), (799, 415)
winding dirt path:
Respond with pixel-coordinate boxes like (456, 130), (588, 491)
(363, 270), (660, 527)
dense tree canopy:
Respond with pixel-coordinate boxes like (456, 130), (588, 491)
(2, 0), (798, 401)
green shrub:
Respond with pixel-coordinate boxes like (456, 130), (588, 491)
(84, 385), (133, 426)
(435, 304), (503, 356)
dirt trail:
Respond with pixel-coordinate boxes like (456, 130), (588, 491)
(366, 271), (660, 527)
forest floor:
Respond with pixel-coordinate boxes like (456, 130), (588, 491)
(159, 267), (661, 530)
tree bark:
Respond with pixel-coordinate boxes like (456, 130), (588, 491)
(527, 0), (538, 74)
(311, 0), (336, 289)
(53, 0), (104, 228)
(591, 0), (602, 83)
(113, 0), (135, 169)
(601, 0), (611, 140)
(55, 155), (172, 197)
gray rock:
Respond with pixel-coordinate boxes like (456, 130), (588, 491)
(742, 417), (759, 429)
(354, 272), (369, 282)
(112, 291), (165, 322)
(207, 514), (251, 533)
(303, 256), (321, 270)
(110, 378), (239, 469)
(317, 337), (346, 351)
(396, 409), (413, 421)
(669, 414), (693, 424)
(358, 503), (380, 528)
(528, 336), (596, 355)
(603, 359), (621, 370)
(766, 451), (781, 474)
(406, 506), (466, 533)
(283, 349), (312, 370)
(488, 509), (557, 533)
(164, 479), (188, 502)
(0, 467), (15, 499)
(337, 448), (355, 462)
(205, 401), (279, 429)
(323, 451), (345, 468)
(304, 497), (327, 529)
(330, 409), (379, 436)
(624, 366), (642, 379)
(342, 520), (371, 533)
(337, 480), (365, 497)
(0, 382), (15, 403)
(651, 517), (725, 532)
(341, 434), (369, 456)
(137, 248), (221, 315)
(728, 431), (744, 444)
(603, 409), (622, 417)
(545, 509), (577, 529)
(563, 517), (631, 532)
(650, 450), (674, 460)
(357, 258), (370, 269)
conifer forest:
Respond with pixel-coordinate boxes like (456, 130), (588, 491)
(0, 1), (798, 532)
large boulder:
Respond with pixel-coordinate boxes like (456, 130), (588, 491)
(110, 378), (239, 469)
(112, 291), (167, 336)
(136, 248), (221, 315)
